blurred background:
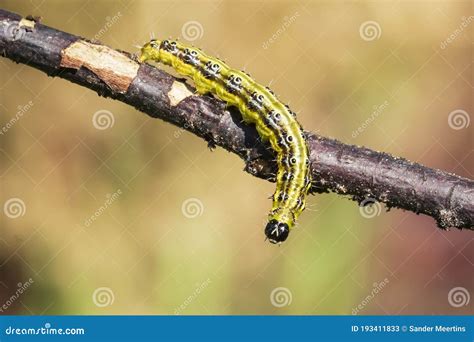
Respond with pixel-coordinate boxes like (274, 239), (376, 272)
(0, 0), (472, 315)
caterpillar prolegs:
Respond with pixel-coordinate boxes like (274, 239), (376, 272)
(140, 39), (312, 243)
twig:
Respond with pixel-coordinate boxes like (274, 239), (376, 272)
(1, 9), (472, 230)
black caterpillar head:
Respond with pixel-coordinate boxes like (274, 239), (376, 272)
(265, 219), (290, 244)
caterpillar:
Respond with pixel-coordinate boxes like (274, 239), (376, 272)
(140, 39), (312, 244)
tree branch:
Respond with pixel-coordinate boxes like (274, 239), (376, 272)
(1, 9), (472, 230)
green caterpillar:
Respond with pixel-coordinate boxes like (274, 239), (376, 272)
(140, 39), (312, 243)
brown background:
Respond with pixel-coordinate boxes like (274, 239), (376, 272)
(0, 0), (472, 314)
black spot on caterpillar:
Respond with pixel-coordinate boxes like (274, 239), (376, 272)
(140, 39), (312, 244)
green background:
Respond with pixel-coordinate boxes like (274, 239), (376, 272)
(0, 0), (472, 315)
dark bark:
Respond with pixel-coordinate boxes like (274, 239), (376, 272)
(1, 9), (472, 230)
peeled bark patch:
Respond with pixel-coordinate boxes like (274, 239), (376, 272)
(18, 18), (35, 29)
(168, 81), (194, 106)
(60, 40), (139, 93)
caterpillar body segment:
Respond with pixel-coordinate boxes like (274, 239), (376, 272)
(140, 39), (312, 243)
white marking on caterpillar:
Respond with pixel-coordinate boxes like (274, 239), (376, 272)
(140, 38), (312, 243)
